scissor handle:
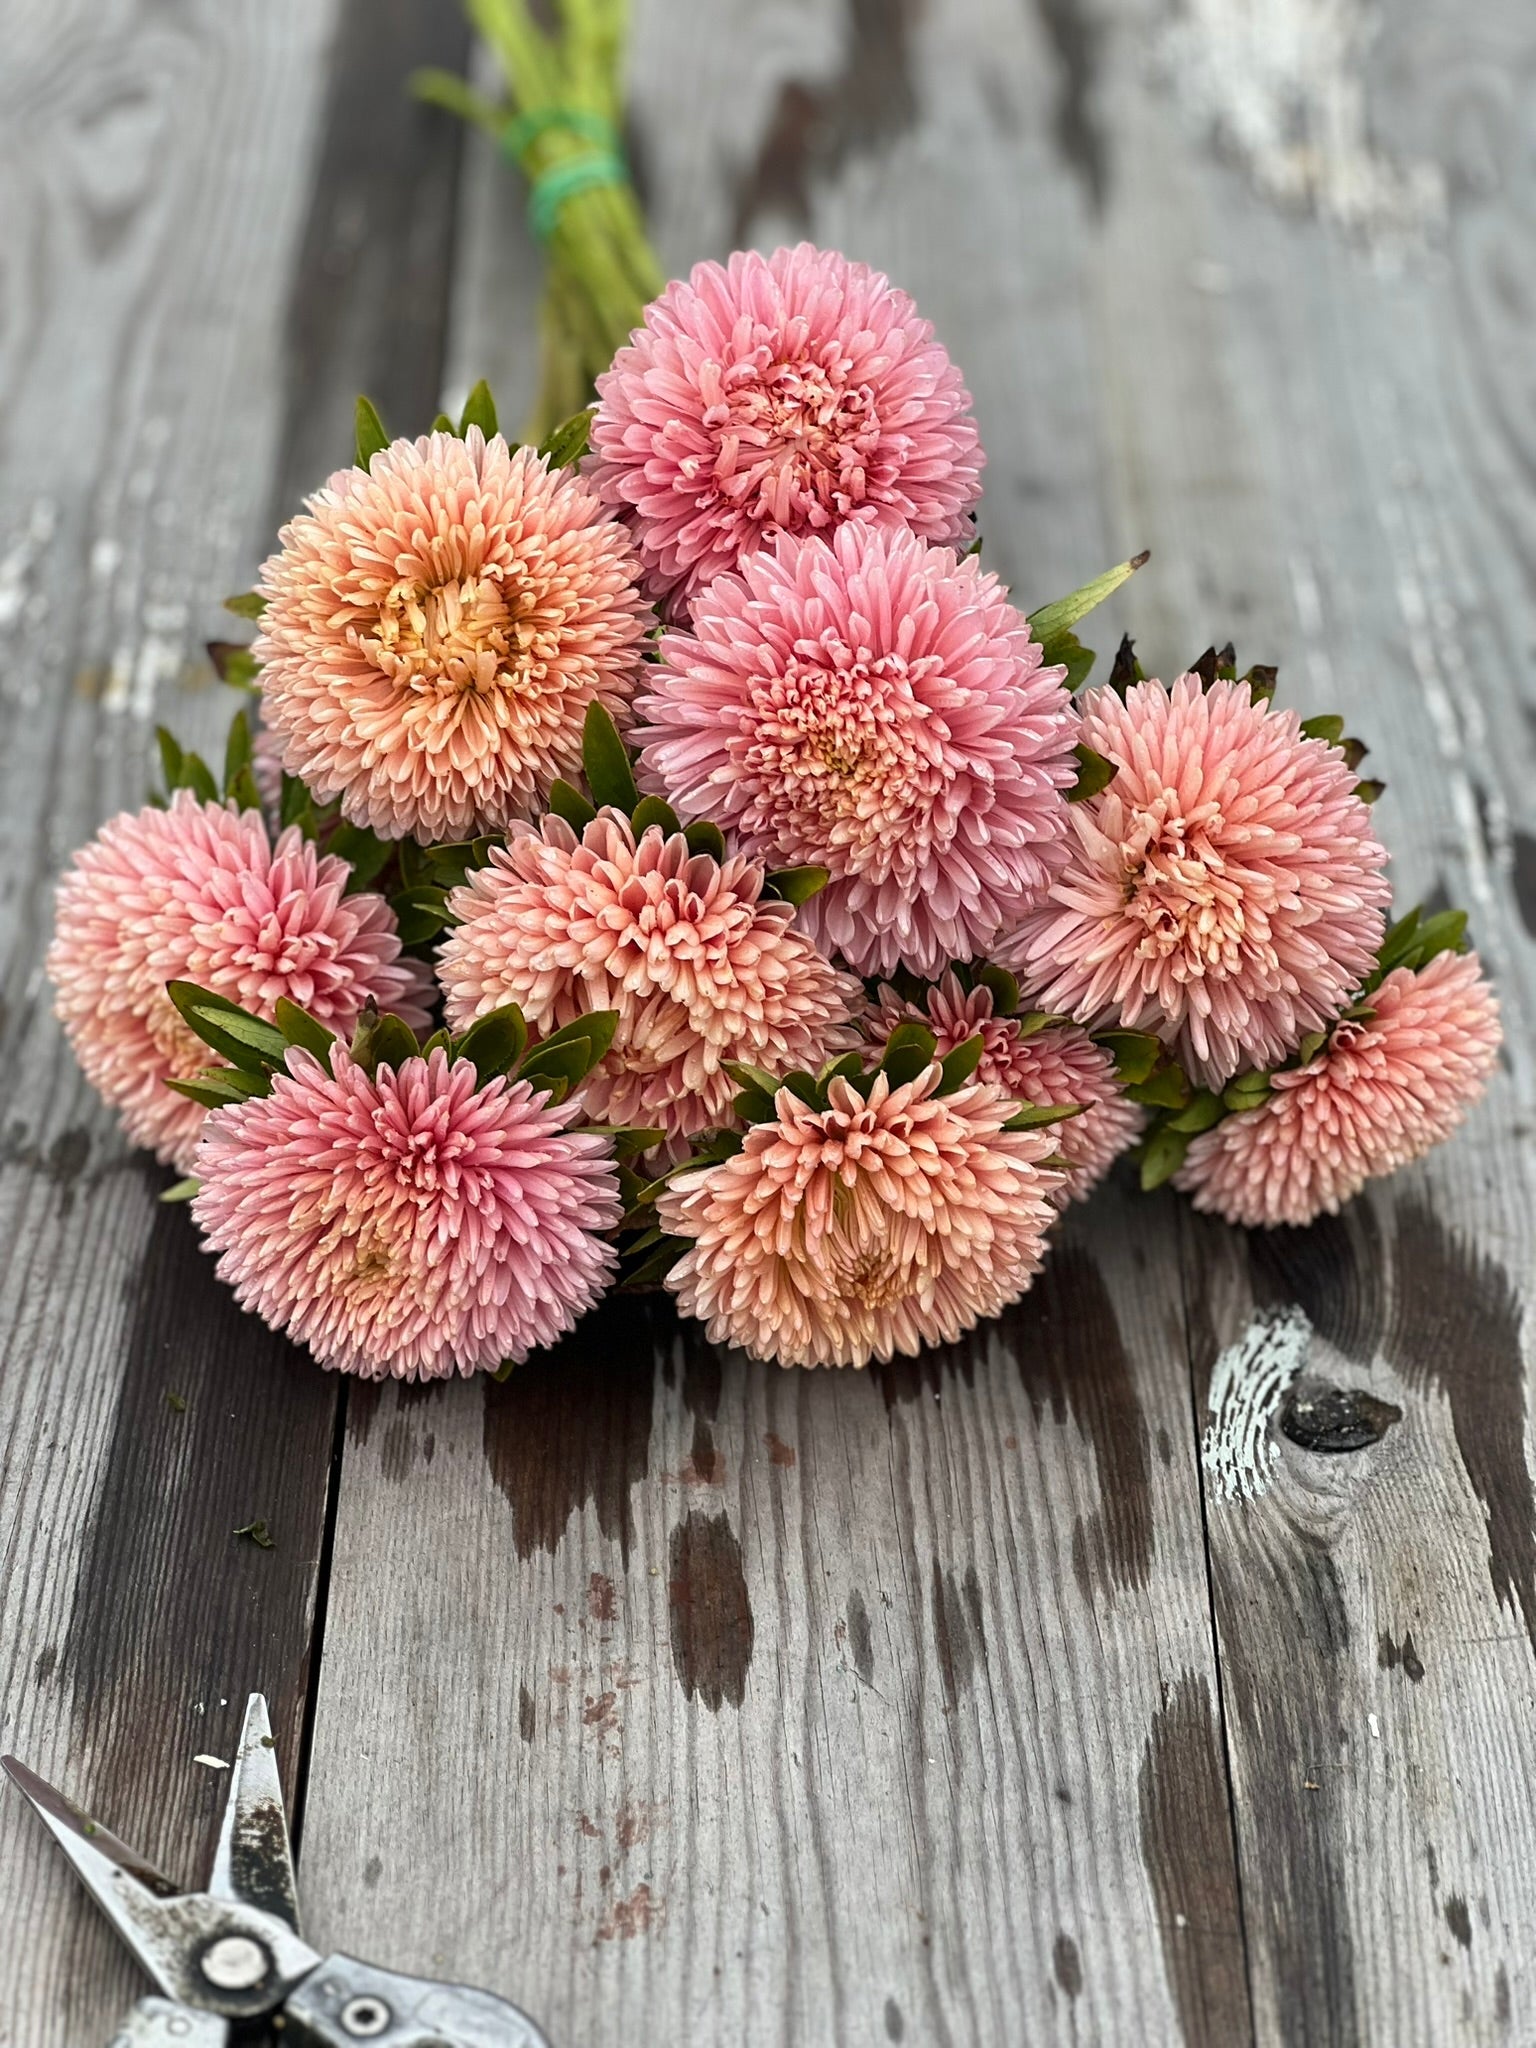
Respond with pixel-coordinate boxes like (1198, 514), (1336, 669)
(281, 1954), (551, 2047)
(108, 1997), (229, 2047)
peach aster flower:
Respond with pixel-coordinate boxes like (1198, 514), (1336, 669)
(868, 974), (1141, 1201)
(438, 810), (863, 1155)
(192, 1045), (621, 1378)
(255, 429), (651, 842)
(635, 522), (1077, 977)
(47, 793), (431, 1173)
(1005, 674), (1391, 1088)
(588, 243), (984, 617)
(658, 1065), (1064, 1368)
(1175, 949), (1500, 1226)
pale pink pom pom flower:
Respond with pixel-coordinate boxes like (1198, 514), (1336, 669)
(47, 793), (431, 1173)
(1005, 674), (1391, 1089)
(1175, 949), (1500, 1227)
(868, 974), (1142, 1201)
(439, 810), (863, 1156)
(256, 429), (652, 843)
(635, 522), (1078, 978)
(193, 1045), (621, 1379)
(588, 243), (984, 617)
(658, 1065), (1065, 1369)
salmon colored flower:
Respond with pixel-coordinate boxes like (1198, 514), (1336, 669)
(868, 974), (1141, 1201)
(1175, 949), (1500, 1226)
(635, 522), (1077, 976)
(47, 794), (430, 1173)
(439, 810), (862, 1155)
(588, 243), (984, 617)
(1006, 674), (1390, 1088)
(256, 429), (651, 842)
(658, 1065), (1064, 1368)
(193, 1045), (621, 1378)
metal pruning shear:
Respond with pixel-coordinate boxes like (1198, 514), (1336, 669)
(3, 1694), (550, 2047)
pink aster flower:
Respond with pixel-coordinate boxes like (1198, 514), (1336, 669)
(47, 793), (431, 1173)
(255, 429), (651, 843)
(438, 810), (863, 1156)
(868, 975), (1142, 1201)
(1175, 949), (1500, 1227)
(1004, 674), (1391, 1089)
(588, 244), (983, 617)
(634, 522), (1077, 977)
(658, 1065), (1064, 1369)
(192, 1045), (621, 1379)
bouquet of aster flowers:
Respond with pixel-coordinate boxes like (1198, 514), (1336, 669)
(47, 242), (1501, 1380)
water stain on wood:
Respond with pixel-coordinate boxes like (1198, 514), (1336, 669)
(1390, 1202), (1536, 1653)
(1378, 1631), (1425, 1682)
(1053, 1930), (1084, 1998)
(764, 1430), (797, 1468)
(731, 0), (924, 241)
(362, 1854), (381, 1889)
(869, 1331), (975, 1409)
(33, 1646), (56, 1685)
(1137, 1672), (1253, 2047)
(1013, 1238), (1154, 1598)
(593, 1880), (664, 1943)
(483, 1295), (662, 1562)
(1279, 1375), (1403, 1453)
(1445, 1894), (1473, 1948)
(1033, 0), (1108, 207)
(931, 1560), (986, 1712)
(846, 1588), (874, 1686)
(1246, 1205), (1386, 1365)
(518, 1683), (536, 1743)
(1511, 828), (1536, 938)
(667, 1510), (754, 1710)
(587, 1572), (618, 1623)
(679, 1416), (726, 1487)
(883, 1996), (904, 2041)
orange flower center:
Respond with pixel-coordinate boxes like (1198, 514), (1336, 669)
(706, 357), (881, 529)
(1119, 795), (1278, 982)
(370, 572), (546, 698)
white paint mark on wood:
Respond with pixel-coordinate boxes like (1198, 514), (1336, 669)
(1202, 1305), (1313, 1501)
(1157, 0), (1444, 244)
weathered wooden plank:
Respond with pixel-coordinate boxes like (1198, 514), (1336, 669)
(0, 4), (468, 2043)
(299, 14), (1247, 2041)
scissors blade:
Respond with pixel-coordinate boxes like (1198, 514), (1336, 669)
(1, 1755), (186, 1997)
(208, 1694), (300, 1935)
(108, 1997), (230, 2047)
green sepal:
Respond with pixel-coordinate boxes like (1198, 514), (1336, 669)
(684, 820), (727, 862)
(936, 1034), (986, 1094)
(1068, 743), (1118, 802)
(453, 1003), (529, 1087)
(328, 821), (394, 894)
(223, 707), (254, 794)
(458, 378), (498, 439)
(207, 641), (261, 691)
(160, 1177), (201, 1203)
(1027, 551), (1148, 647)
(157, 728), (219, 805)
(349, 1006), (420, 1078)
(227, 767), (263, 815)
(548, 779), (598, 831)
(763, 865), (830, 906)
(280, 773), (316, 833)
(354, 394), (389, 470)
(879, 1021), (938, 1089)
(1244, 664), (1278, 704)
(1107, 635), (1145, 696)
(421, 1028), (452, 1057)
(1296, 1031), (1327, 1067)
(1164, 1088), (1224, 1135)
(167, 982), (289, 1073)
(818, 1050), (867, 1092)
(491, 1356), (520, 1382)
(582, 701), (639, 813)
(1127, 1062), (1192, 1111)
(538, 408), (593, 469)
(1223, 1071), (1275, 1113)
(1299, 713), (1345, 746)
(1354, 778), (1386, 804)
(1095, 1028), (1164, 1086)
(1002, 1101), (1084, 1130)
(976, 964), (1020, 1016)
(630, 794), (680, 839)
(1139, 1125), (1190, 1190)
(273, 997), (336, 1064)
(430, 412), (456, 434)
(1014, 1009), (1071, 1039)
(223, 591), (266, 621)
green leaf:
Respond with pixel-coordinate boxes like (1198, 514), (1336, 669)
(1040, 629), (1097, 693)
(233, 1519), (274, 1550)
(1002, 1101), (1085, 1130)
(1165, 1089), (1224, 1135)
(1222, 1073), (1274, 1113)
(818, 1050), (867, 1091)
(350, 1007), (420, 1078)
(273, 998), (336, 1064)
(1014, 1009), (1070, 1040)
(721, 1059), (783, 1100)
(515, 1041), (586, 1104)
(731, 1084), (778, 1124)
(1354, 778), (1386, 805)
(582, 701), (639, 813)
(584, 1125), (667, 1158)
(421, 1027), (452, 1057)
(976, 964), (1020, 1017)
(458, 378), (499, 439)
(1295, 1032), (1327, 1067)
(879, 1021), (938, 1089)
(167, 982), (289, 1072)
(548, 778), (598, 831)
(684, 820), (728, 862)
(223, 706), (253, 795)
(1128, 1063), (1192, 1111)
(1095, 1029), (1164, 1085)
(227, 766), (263, 815)
(1027, 551), (1149, 645)
(430, 412), (456, 434)
(778, 1070), (820, 1107)
(1107, 634), (1145, 695)
(207, 641), (261, 690)
(328, 821), (394, 893)
(223, 591), (266, 620)
(156, 726), (184, 793)
(1139, 1126), (1190, 1191)
(1068, 742), (1118, 802)
(390, 884), (451, 947)
(160, 1177), (201, 1203)
(454, 1003), (529, 1087)
(763, 865), (831, 906)
(491, 1356), (520, 1382)
(936, 1034), (986, 1094)
(1244, 664), (1279, 704)
(532, 1009), (619, 1075)
(1299, 713), (1345, 746)
(280, 773), (315, 833)
(538, 408), (593, 469)
(1409, 907), (1468, 965)
(355, 394), (389, 470)
(165, 1069), (272, 1109)
(621, 1234), (689, 1291)
(630, 794), (680, 839)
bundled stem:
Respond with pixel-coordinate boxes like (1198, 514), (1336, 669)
(415, 0), (663, 440)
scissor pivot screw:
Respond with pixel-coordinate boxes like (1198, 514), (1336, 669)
(340, 1994), (392, 2035)
(200, 1932), (269, 1990)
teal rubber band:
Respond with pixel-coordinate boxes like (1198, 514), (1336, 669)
(500, 106), (617, 161)
(528, 153), (627, 240)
